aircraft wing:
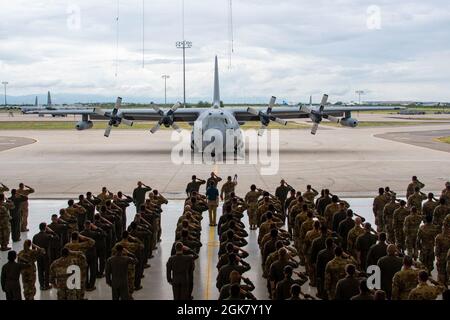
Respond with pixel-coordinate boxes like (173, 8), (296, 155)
(231, 105), (404, 121)
(25, 107), (203, 122)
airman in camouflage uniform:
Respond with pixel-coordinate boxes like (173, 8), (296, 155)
(391, 256), (424, 300)
(416, 214), (440, 272)
(324, 247), (356, 300)
(304, 220), (321, 285)
(422, 193), (438, 218)
(373, 187), (389, 232)
(406, 176), (425, 199)
(50, 248), (87, 300)
(303, 185), (319, 204)
(0, 193), (14, 251)
(324, 196), (341, 231)
(383, 195), (400, 243)
(432, 198), (449, 228)
(407, 187), (427, 213)
(404, 207), (423, 259)
(112, 232), (144, 296)
(245, 185), (263, 230)
(17, 240), (45, 300)
(347, 217), (364, 258)
(16, 183), (34, 232)
(435, 225), (450, 285)
(408, 270), (445, 300)
(441, 182), (450, 204)
(220, 176), (237, 202)
(393, 200), (409, 252)
(298, 211), (315, 266)
(64, 232), (95, 296)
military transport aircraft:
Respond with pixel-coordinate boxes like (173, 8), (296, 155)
(26, 56), (403, 152)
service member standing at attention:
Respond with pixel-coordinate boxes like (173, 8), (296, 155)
(406, 176), (425, 200)
(206, 181), (220, 227)
(1, 251), (28, 300)
(17, 240), (45, 300)
(245, 185), (263, 230)
(8, 189), (26, 242)
(132, 181), (152, 213)
(105, 244), (137, 300)
(0, 193), (14, 251)
(220, 175), (237, 202)
(275, 179), (291, 220)
(185, 175), (206, 197)
(408, 270), (445, 300)
(166, 242), (196, 300)
(207, 172), (222, 188)
(16, 182), (34, 232)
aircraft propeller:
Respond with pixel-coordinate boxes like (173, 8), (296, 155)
(247, 96), (288, 136)
(93, 97), (133, 137)
(149, 102), (182, 133)
(300, 94), (340, 135)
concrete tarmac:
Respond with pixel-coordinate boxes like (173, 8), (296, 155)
(0, 123), (449, 199)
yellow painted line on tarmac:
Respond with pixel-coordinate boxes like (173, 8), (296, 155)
(204, 226), (216, 300)
(205, 163), (220, 300)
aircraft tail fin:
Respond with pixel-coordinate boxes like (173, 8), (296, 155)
(309, 95), (312, 106)
(213, 56), (220, 107)
(35, 96), (38, 106)
(47, 91), (52, 107)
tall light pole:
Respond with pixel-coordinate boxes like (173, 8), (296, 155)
(161, 74), (170, 105)
(1, 82), (8, 106)
(176, 40), (192, 107)
(355, 90), (365, 105)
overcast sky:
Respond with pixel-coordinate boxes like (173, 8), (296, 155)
(1, 0), (450, 103)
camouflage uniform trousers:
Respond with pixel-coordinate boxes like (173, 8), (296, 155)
(436, 255), (448, 285)
(405, 235), (418, 258)
(384, 218), (395, 244)
(395, 229), (405, 252)
(419, 249), (435, 273)
(57, 288), (81, 300)
(247, 203), (258, 226)
(0, 222), (10, 247)
(22, 270), (37, 300)
(20, 203), (29, 231)
(128, 264), (136, 296)
(375, 210), (384, 232)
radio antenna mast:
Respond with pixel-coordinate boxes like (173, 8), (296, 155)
(227, 0), (234, 69)
(115, 0), (120, 77)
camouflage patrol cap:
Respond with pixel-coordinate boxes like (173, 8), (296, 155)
(446, 181), (450, 187)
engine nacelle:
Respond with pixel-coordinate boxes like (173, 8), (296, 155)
(340, 117), (358, 128)
(76, 120), (93, 130)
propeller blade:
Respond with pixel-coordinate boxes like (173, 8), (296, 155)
(150, 122), (161, 134)
(311, 122), (319, 135)
(268, 96), (276, 112)
(115, 97), (122, 108)
(104, 125), (112, 137)
(150, 104), (161, 113)
(274, 118), (287, 126)
(171, 102), (181, 112)
(324, 115), (340, 123)
(258, 125), (267, 136)
(247, 107), (260, 116)
(121, 118), (133, 126)
(320, 94), (328, 107)
(171, 123), (182, 133)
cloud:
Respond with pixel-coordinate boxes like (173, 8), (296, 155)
(1, 0), (450, 103)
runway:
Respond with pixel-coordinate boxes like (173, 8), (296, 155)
(0, 123), (449, 199)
